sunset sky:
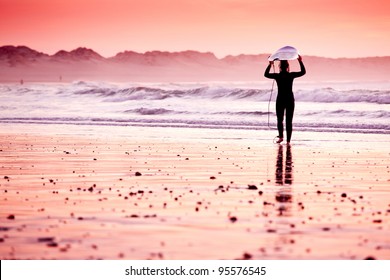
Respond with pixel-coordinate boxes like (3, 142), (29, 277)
(1, 0), (389, 58)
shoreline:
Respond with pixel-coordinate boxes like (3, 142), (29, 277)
(0, 125), (389, 259)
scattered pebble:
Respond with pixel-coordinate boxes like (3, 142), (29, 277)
(37, 237), (55, 243)
(242, 252), (252, 260)
(47, 242), (58, 247)
(128, 214), (139, 218)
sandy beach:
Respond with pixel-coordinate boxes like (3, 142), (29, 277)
(0, 124), (389, 260)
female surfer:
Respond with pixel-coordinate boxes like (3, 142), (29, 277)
(264, 56), (306, 144)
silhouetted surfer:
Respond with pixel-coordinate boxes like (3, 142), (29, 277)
(264, 56), (306, 144)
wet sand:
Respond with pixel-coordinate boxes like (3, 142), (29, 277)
(0, 125), (389, 259)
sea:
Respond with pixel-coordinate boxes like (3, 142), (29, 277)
(0, 80), (389, 135)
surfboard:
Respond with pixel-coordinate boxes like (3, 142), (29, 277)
(268, 46), (299, 61)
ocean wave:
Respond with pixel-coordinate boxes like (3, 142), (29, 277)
(124, 107), (182, 115)
(66, 83), (390, 104)
(1, 82), (389, 135)
(294, 88), (390, 104)
(222, 111), (270, 116)
(2, 82), (389, 104)
(0, 116), (388, 134)
(302, 109), (390, 118)
(122, 107), (272, 116)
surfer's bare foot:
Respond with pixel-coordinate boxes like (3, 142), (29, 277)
(276, 137), (283, 144)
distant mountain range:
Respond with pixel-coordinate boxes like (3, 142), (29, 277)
(1, 45), (389, 82)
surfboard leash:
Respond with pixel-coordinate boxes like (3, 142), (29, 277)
(267, 64), (276, 129)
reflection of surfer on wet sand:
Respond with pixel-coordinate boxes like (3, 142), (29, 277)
(275, 145), (293, 216)
(275, 145), (294, 216)
(275, 145), (293, 186)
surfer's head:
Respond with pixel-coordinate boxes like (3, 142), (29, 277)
(279, 60), (289, 72)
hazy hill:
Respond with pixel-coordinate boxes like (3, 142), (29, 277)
(0, 45), (389, 82)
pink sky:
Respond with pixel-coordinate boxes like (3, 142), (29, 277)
(1, 0), (389, 58)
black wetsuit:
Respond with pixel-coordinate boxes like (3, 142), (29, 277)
(264, 60), (306, 142)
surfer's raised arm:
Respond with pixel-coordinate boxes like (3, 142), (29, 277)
(293, 55), (306, 78)
(264, 61), (277, 79)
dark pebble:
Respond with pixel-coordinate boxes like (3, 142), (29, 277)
(7, 214), (15, 220)
(88, 187), (93, 192)
(47, 242), (58, 247)
(38, 237), (55, 243)
(248, 185), (258, 190)
(144, 214), (157, 218)
(135, 172), (142, 176)
(229, 216), (238, 223)
(4, 176), (9, 180)
(373, 219), (382, 223)
(364, 256), (376, 260)
(341, 193), (347, 198)
(242, 252), (252, 260)
(210, 176), (216, 180)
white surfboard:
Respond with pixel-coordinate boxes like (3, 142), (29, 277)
(268, 46), (299, 61)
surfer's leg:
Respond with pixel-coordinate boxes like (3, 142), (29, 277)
(286, 101), (295, 142)
(276, 101), (284, 139)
